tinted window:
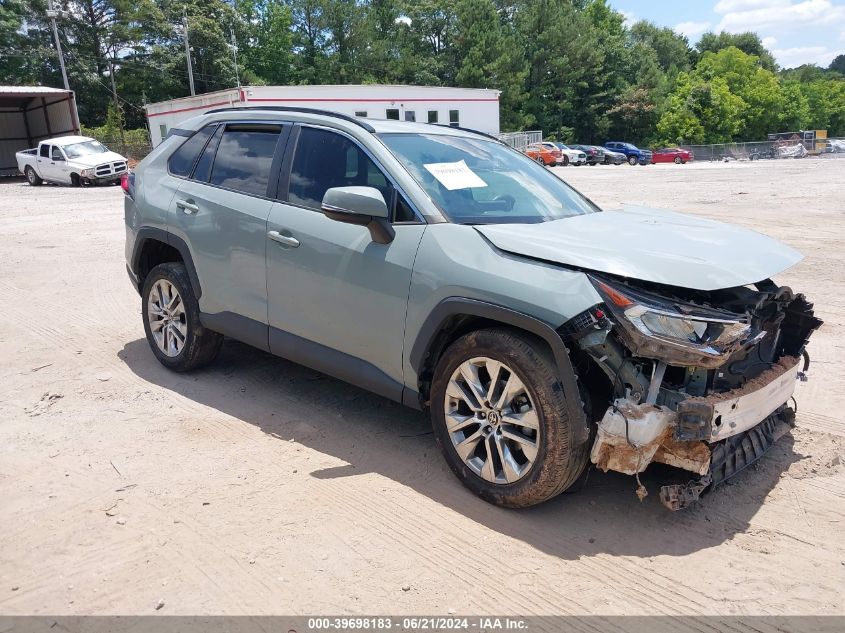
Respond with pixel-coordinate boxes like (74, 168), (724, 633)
(208, 124), (281, 196)
(168, 125), (217, 177)
(192, 125), (224, 183)
(449, 110), (459, 127)
(386, 109), (399, 120)
(39, 144), (50, 158)
(428, 111), (438, 124)
(288, 127), (393, 211)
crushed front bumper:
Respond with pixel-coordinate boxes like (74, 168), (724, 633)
(590, 356), (803, 509)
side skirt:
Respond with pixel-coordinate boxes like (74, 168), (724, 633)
(199, 310), (415, 409)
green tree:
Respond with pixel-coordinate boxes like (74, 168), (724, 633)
(451, 0), (527, 130)
(238, 0), (294, 85)
(697, 31), (777, 71)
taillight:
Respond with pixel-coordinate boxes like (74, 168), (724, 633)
(121, 172), (134, 198)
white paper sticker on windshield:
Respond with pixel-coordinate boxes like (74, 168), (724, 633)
(423, 160), (487, 190)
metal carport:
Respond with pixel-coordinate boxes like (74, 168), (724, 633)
(0, 86), (80, 176)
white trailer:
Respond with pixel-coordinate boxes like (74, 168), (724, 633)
(0, 86), (81, 176)
(144, 85), (501, 147)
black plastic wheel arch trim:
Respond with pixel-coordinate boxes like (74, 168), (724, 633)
(410, 297), (589, 442)
(130, 227), (203, 300)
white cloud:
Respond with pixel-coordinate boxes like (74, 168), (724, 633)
(619, 10), (636, 28)
(716, 0), (845, 33)
(675, 21), (712, 39)
(772, 45), (839, 67)
(762, 36), (778, 47)
(715, 0), (790, 11)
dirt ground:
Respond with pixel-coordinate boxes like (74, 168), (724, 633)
(0, 159), (843, 617)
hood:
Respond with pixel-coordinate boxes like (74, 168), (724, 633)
(475, 205), (802, 291)
(70, 151), (126, 168)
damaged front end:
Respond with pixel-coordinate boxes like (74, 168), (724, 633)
(561, 275), (822, 510)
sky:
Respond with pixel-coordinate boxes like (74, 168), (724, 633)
(608, 0), (845, 69)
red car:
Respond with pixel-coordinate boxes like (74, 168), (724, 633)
(652, 147), (693, 164)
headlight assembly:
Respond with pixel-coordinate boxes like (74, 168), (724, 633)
(591, 277), (759, 368)
(81, 168), (95, 177)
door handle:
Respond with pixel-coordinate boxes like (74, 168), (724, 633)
(267, 230), (300, 248)
(176, 199), (199, 214)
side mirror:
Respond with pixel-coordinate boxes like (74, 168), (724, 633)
(321, 186), (394, 244)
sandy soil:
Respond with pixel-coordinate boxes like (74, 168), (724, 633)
(0, 159), (843, 617)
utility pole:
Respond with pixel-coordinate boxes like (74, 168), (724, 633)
(46, 0), (70, 90)
(229, 26), (240, 88)
(182, 7), (195, 96)
(107, 58), (126, 153)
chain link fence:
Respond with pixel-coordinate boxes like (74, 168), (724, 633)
(498, 130), (543, 152)
(83, 131), (153, 165)
(679, 137), (845, 162)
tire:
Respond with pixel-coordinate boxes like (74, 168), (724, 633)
(141, 262), (223, 372)
(430, 328), (589, 508)
(627, 155), (637, 166)
(562, 155), (569, 167)
(674, 156), (682, 164)
(535, 156), (544, 165)
(71, 173), (82, 187)
(25, 166), (42, 186)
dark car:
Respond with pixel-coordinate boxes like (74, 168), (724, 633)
(571, 144), (605, 166)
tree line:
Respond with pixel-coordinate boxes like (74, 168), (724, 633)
(3, 0), (844, 145)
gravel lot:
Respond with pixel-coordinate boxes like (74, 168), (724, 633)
(0, 159), (843, 618)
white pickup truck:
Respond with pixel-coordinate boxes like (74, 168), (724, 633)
(16, 136), (128, 186)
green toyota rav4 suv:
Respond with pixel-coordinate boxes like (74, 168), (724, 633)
(125, 107), (821, 509)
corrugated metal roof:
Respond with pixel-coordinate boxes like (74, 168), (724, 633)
(0, 86), (72, 95)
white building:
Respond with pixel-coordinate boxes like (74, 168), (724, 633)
(144, 84), (501, 146)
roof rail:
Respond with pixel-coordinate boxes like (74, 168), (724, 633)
(203, 105), (376, 133)
(426, 122), (504, 143)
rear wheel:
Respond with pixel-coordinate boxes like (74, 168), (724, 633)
(627, 155), (637, 166)
(24, 166), (42, 186)
(141, 262), (223, 372)
(430, 328), (589, 508)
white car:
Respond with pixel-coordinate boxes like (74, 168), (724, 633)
(544, 142), (586, 166)
(16, 136), (128, 186)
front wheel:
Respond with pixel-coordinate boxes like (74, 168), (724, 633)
(141, 262), (223, 372)
(674, 156), (682, 164)
(627, 155), (637, 166)
(562, 155), (569, 167)
(25, 166), (42, 186)
(430, 328), (589, 508)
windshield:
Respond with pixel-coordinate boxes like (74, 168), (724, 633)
(379, 133), (599, 225)
(63, 140), (108, 159)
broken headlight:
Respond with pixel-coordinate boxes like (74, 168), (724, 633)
(591, 277), (758, 368)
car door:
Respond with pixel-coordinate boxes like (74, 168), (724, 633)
(36, 144), (58, 182)
(49, 145), (72, 183)
(167, 121), (291, 350)
(265, 124), (426, 398)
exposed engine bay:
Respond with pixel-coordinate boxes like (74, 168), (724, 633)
(561, 275), (823, 510)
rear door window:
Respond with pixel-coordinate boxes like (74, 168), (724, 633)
(208, 123), (282, 197)
(39, 144), (50, 158)
(192, 125), (224, 183)
(168, 124), (218, 177)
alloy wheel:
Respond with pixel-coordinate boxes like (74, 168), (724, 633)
(444, 357), (540, 484)
(147, 279), (187, 357)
